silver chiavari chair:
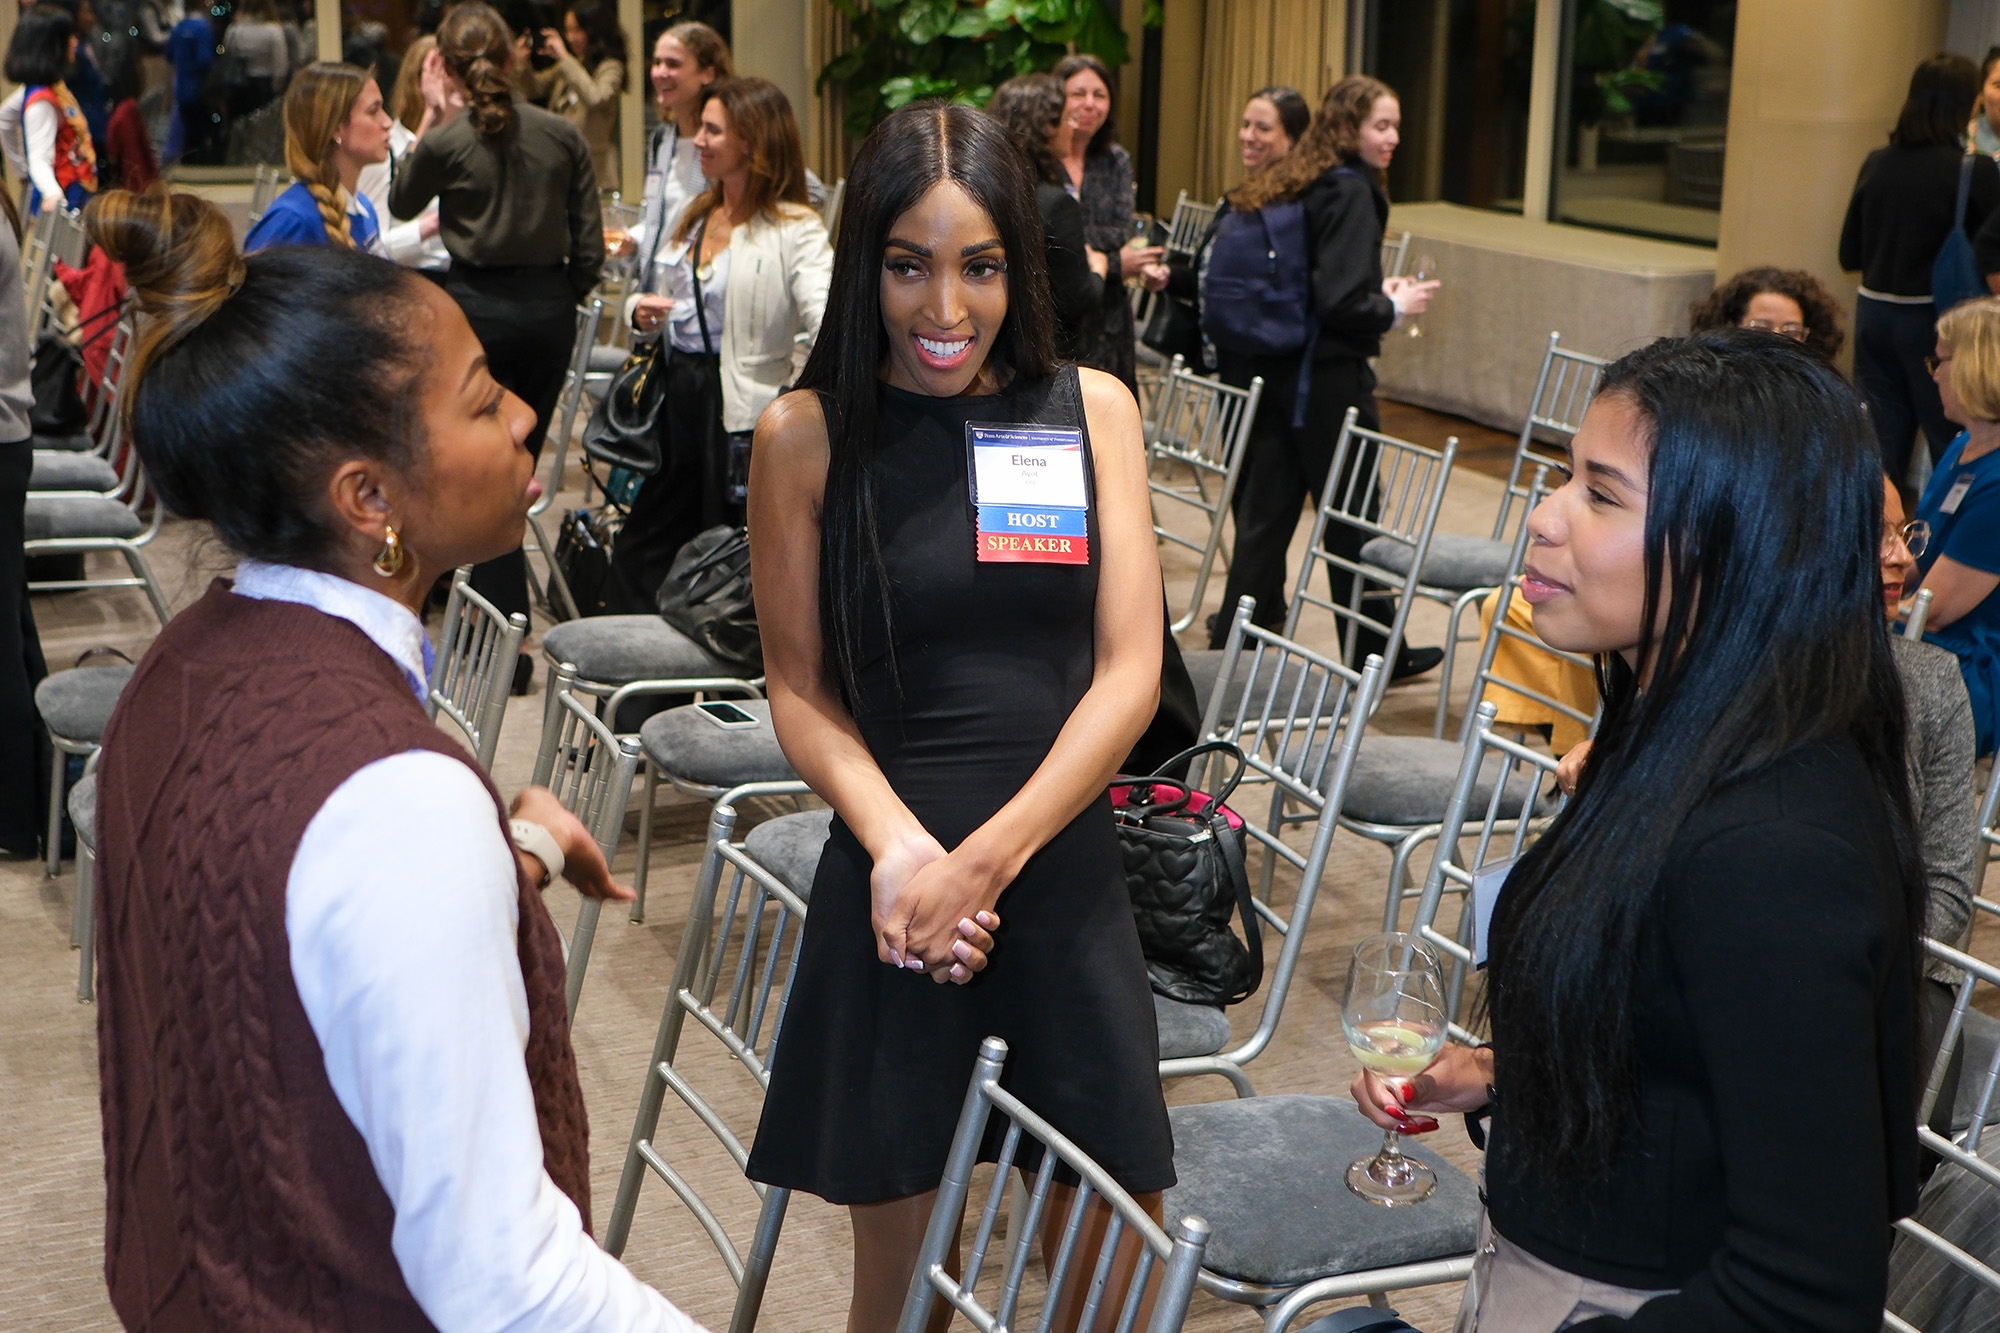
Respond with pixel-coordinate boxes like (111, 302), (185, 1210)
(428, 566), (529, 772)
(1380, 229), (1412, 279)
(530, 665), (643, 1019)
(1906, 587), (1935, 641)
(529, 298), (606, 621)
(898, 1036), (1212, 1333)
(1147, 358), (1263, 634)
(1164, 190), (1216, 260)
(603, 794), (815, 1333)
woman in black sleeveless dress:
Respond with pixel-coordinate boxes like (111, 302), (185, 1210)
(744, 103), (1173, 1330)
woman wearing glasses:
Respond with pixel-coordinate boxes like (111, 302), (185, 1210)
(1910, 297), (2000, 756)
(1688, 266), (1845, 363)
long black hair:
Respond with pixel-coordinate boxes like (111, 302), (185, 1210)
(1485, 330), (1925, 1185)
(798, 101), (1056, 706)
(1891, 53), (1979, 149)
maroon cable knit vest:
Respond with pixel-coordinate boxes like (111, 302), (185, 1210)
(94, 583), (591, 1331)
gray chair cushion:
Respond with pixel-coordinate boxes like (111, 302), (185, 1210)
(67, 771), (96, 853)
(742, 808), (832, 901)
(1361, 533), (1511, 593)
(25, 495), (143, 541)
(33, 430), (94, 453)
(35, 665), (135, 741)
(1184, 647), (1314, 724)
(639, 699), (798, 788)
(1955, 1008), (2000, 1133)
(587, 343), (630, 373)
(30, 451), (118, 491)
(543, 615), (735, 685)
(1166, 1094), (1480, 1287)
(1341, 734), (1552, 828)
(1156, 994), (1232, 1059)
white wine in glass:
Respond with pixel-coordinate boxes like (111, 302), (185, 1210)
(1406, 254), (1438, 338)
(1342, 932), (1447, 1206)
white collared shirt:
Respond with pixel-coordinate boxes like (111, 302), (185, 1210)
(233, 563), (703, 1333)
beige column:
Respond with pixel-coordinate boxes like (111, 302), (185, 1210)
(1713, 0), (1949, 311)
(318, 1), (342, 65)
(1154, 0), (1206, 216)
(733, 0), (813, 168)
(619, 0), (644, 198)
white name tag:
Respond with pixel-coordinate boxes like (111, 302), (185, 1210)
(1943, 473), (1975, 515)
(1470, 855), (1518, 969)
(967, 424), (1090, 565)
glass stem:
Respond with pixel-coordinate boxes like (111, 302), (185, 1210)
(1379, 1127), (1404, 1164)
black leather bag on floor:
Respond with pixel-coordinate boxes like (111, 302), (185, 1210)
(1112, 741), (1262, 1007)
(552, 505), (620, 617)
(656, 525), (761, 676)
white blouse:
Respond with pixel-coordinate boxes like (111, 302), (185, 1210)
(232, 561), (706, 1333)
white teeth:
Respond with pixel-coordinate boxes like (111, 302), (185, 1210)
(917, 335), (970, 358)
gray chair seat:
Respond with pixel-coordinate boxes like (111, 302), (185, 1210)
(587, 343), (630, 373)
(1156, 993), (1232, 1059)
(1361, 533), (1511, 593)
(1166, 1094), (1479, 1288)
(25, 495), (143, 541)
(1341, 734), (1552, 828)
(742, 808), (831, 901)
(1184, 647), (1312, 722)
(67, 771), (96, 854)
(639, 699), (798, 788)
(35, 664), (135, 741)
(30, 451), (118, 491)
(1955, 1008), (2000, 1133)
(542, 615), (736, 686)
(33, 430), (94, 453)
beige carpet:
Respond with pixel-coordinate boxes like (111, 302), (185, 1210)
(7, 429), (1982, 1331)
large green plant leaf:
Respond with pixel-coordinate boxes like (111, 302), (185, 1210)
(898, 0), (957, 43)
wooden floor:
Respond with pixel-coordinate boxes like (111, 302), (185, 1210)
(4, 395), (1987, 1331)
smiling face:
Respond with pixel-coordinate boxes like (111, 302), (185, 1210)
(389, 282), (540, 572)
(1063, 68), (1111, 145)
(652, 33), (714, 116)
(1355, 94), (1401, 171)
(878, 180), (1010, 398)
(1520, 392), (1656, 671)
(694, 96), (744, 183)
(1239, 96), (1294, 173)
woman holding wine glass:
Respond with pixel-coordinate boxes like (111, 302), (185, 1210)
(1353, 330), (1925, 1330)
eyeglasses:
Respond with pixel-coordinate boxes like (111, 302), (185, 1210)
(1740, 317), (1809, 341)
(1884, 519), (1931, 559)
(1926, 354), (1954, 375)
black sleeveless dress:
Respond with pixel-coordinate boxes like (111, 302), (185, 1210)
(746, 366), (1176, 1205)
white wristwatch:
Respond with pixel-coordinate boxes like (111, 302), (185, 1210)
(509, 818), (566, 887)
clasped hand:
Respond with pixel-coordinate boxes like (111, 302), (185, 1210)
(870, 831), (999, 986)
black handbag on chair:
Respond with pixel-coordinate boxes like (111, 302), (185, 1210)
(656, 525), (761, 676)
(1111, 741), (1262, 1007)
(580, 344), (666, 476)
(551, 505), (621, 617)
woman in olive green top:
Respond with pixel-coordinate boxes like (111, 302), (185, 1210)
(390, 1), (603, 690)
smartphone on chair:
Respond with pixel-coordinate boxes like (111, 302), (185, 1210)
(695, 701), (760, 730)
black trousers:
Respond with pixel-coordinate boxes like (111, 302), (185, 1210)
(1209, 352), (1385, 662)
(449, 266), (578, 626)
(1854, 295), (1955, 484)
(0, 440), (48, 853)
(604, 349), (732, 616)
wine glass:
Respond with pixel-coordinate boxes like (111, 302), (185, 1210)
(1406, 253), (1438, 339)
(1342, 932), (1447, 1206)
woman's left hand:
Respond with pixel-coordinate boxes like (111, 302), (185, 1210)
(510, 785), (635, 902)
(886, 851), (1005, 983)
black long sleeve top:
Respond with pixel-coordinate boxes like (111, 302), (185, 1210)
(1487, 736), (1919, 1331)
(1301, 166), (1395, 361)
(1038, 181), (1108, 363)
(1840, 143), (2000, 294)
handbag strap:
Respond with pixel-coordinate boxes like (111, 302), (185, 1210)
(1151, 740), (1250, 805)
(690, 211), (715, 356)
(1958, 153), (1976, 234)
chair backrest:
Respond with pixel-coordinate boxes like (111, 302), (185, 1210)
(29, 206), (90, 343)
(1451, 465), (1598, 744)
(428, 566), (530, 771)
(1406, 701), (1564, 1040)
(1888, 938), (2000, 1331)
(898, 1035), (1210, 1333)
(1905, 587), (1935, 641)
(1194, 603), (1386, 1059)
(1977, 761), (2000, 898)
(1291, 406), (1456, 671)
(1381, 229), (1412, 279)
(1495, 332), (1609, 542)
(544, 298), (607, 504)
(533, 665), (643, 1019)
(1165, 190), (1216, 259)
(20, 205), (58, 328)
(246, 163), (286, 226)
(820, 176), (846, 238)
(601, 796), (812, 1325)
(1147, 360), (1264, 634)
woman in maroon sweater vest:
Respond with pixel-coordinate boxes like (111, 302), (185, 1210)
(85, 185), (705, 1331)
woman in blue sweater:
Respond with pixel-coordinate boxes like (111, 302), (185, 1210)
(245, 63), (392, 254)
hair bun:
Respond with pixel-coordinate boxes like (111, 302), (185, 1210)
(85, 186), (244, 351)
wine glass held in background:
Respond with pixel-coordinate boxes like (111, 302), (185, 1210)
(1342, 932), (1447, 1206)
(1407, 253), (1438, 338)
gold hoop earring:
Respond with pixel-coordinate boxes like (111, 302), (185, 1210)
(373, 525), (405, 578)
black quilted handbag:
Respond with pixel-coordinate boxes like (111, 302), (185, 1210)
(1111, 741), (1262, 1007)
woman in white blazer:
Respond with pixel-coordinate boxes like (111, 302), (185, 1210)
(609, 75), (831, 613)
